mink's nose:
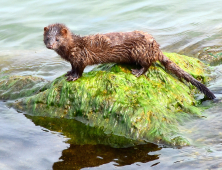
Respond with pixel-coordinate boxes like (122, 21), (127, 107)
(47, 45), (53, 49)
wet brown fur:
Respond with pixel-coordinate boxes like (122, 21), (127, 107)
(43, 23), (215, 99)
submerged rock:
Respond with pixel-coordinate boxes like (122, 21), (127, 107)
(0, 75), (48, 100)
(4, 53), (212, 146)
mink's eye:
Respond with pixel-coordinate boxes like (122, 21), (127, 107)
(56, 38), (59, 42)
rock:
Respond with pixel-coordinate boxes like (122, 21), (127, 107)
(5, 53), (211, 146)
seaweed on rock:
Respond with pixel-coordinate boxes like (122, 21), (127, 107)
(9, 53), (211, 146)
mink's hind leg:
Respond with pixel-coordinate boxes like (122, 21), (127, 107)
(131, 68), (147, 77)
(131, 64), (151, 77)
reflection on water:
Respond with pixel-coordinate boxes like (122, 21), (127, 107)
(53, 144), (159, 170)
(1, 0), (222, 169)
(25, 115), (147, 148)
(25, 115), (160, 169)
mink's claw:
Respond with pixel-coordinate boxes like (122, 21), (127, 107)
(66, 75), (79, 81)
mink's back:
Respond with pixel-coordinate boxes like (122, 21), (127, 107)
(83, 31), (155, 49)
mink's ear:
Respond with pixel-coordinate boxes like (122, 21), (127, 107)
(61, 28), (68, 36)
(44, 27), (48, 32)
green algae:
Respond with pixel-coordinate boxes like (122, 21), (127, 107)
(0, 75), (49, 100)
(11, 53), (210, 147)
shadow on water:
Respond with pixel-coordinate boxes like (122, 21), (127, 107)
(25, 115), (161, 169)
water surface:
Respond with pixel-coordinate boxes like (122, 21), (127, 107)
(1, 0), (222, 169)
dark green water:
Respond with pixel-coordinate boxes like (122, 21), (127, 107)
(1, 0), (222, 169)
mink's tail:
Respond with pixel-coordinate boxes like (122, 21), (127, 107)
(159, 54), (216, 99)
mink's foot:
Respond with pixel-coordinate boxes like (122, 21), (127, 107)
(66, 75), (79, 81)
(65, 70), (72, 77)
(131, 68), (145, 77)
(66, 69), (82, 81)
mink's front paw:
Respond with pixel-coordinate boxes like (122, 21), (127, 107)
(66, 75), (79, 81)
(65, 70), (72, 77)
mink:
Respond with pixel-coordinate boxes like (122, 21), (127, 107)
(43, 23), (216, 99)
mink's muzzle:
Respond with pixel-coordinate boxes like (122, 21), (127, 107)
(46, 44), (53, 49)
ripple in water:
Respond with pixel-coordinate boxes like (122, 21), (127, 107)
(1, 0), (222, 169)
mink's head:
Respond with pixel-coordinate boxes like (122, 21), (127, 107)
(43, 23), (71, 50)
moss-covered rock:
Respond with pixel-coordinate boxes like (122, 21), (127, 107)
(0, 75), (49, 100)
(10, 52), (210, 147)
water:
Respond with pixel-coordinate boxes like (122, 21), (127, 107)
(1, 0), (222, 169)
(0, 102), (68, 170)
